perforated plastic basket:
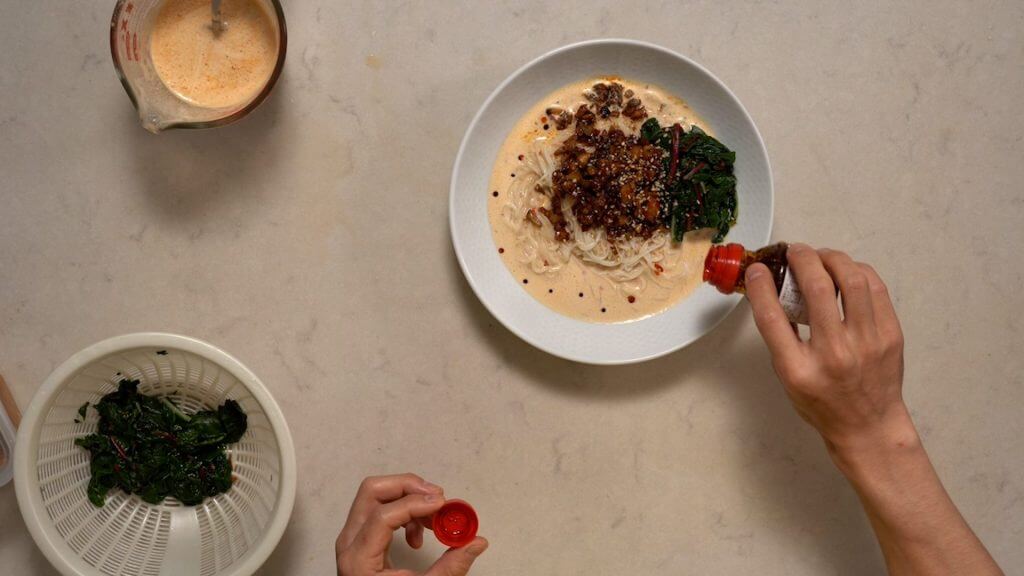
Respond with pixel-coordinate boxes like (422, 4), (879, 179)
(15, 333), (296, 576)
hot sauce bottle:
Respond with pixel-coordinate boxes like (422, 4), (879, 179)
(703, 242), (809, 324)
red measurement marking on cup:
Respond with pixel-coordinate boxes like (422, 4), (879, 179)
(119, 17), (138, 62)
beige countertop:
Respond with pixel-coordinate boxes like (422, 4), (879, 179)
(1, 1), (1022, 574)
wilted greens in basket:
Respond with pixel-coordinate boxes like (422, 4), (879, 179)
(74, 378), (247, 506)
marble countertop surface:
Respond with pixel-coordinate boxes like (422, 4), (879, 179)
(2, 1), (1022, 574)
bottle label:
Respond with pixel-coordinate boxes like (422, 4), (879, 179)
(779, 272), (809, 325)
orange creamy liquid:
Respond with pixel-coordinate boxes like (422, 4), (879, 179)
(151, 0), (278, 109)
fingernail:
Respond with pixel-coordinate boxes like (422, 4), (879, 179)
(467, 541), (488, 557)
(421, 481), (442, 493)
(424, 493), (439, 502)
(745, 264), (765, 280)
(789, 243), (808, 254)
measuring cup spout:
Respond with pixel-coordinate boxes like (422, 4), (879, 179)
(136, 104), (171, 134)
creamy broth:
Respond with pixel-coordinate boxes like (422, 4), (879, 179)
(487, 77), (716, 323)
(151, 0), (278, 109)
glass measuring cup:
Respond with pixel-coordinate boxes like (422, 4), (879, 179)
(110, 0), (287, 133)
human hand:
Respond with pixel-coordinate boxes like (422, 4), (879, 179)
(745, 244), (913, 457)
(336, 473), (488, 576)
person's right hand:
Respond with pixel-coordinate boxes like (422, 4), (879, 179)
(744, 244), (913, 456)
(335, 473), (488, 576)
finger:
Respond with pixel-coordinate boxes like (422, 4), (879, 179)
(379, 571), (417, 576)
(819, 249), (875, 337)
(786, 244), (843, 344)
(858, 263), (903, 341)
(349, 494), (445, 565)
(405, 520), (424, 549)
(745, 263), (802, 363)
(340, 474), (443, 549)
(425, 537), (489, 576)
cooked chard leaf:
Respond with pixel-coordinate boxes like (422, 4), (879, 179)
(643, 118), (738, 243)
(73, 378), (246, 507)
(218, 400), (248, 444)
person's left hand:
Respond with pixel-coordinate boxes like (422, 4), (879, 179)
(336, 473), (488, 576)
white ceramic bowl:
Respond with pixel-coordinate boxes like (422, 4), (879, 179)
(15, 333), (296, 576)
(450, 39), (774, 364)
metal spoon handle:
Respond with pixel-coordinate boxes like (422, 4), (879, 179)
(211, 0), (225, 30)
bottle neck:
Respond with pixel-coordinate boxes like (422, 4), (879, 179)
(704, 243), (747, 294)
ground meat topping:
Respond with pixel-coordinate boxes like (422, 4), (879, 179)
(622, 97), (647, 120)
(539, 82), (661, 241)
(546, 106), (574, 130)
(577, 81), (648, 121)
(585, 82), (624, 118)
(551, 125), (666, 240)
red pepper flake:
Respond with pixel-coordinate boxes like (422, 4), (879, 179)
(653, 263), (664, 275)
(498, 247), (504, 254)
(543, 259), (549, 266)
(627, 295), (636, 303)
(517, 154), (525, 161)
(540, 116), (547, 123)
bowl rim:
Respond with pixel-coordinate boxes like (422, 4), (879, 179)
(14, 332), (297, 576)
(448, 38), (774, 364)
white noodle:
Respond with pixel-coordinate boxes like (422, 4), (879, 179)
(501, 137), (677, 293)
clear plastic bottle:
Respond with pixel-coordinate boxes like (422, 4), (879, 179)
(704, 242), (809, 324)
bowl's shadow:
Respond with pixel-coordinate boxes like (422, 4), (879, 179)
(126, 75), (287, 224)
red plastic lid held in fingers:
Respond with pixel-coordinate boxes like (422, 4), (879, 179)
(432, 499), (478, 548)
(704, 243), (746, 294)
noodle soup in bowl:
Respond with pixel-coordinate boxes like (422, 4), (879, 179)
(450, 40), (773, 364)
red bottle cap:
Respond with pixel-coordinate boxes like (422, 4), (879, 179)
(432, 499), (478, 548)
(704, 243), (746, 294)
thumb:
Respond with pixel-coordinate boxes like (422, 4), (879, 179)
(424, 537), (488, 576)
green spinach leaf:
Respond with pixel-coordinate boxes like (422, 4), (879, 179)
(74, 378), (246, 507)
(641, 118), (739, 243)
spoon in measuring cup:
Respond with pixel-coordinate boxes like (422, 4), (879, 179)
(211, 0), (226, 33)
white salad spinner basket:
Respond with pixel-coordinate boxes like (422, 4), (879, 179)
(15, 333), (296, 576)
